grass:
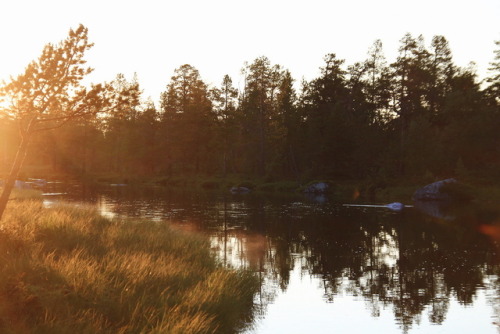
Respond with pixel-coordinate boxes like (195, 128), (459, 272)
(0, 199), (258, 334)
(7, 188), (43, 201)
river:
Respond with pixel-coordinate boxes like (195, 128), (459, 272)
(42, 183), (500, 334)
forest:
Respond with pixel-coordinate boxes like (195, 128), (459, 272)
(1, 33), (499, 186)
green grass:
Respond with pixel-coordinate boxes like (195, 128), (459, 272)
(0, 200), (258, 334)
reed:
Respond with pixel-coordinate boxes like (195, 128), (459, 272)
(0, 199), (258, 333)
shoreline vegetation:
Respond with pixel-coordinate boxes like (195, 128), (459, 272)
(7, 169), (500, 204)
(1, 30), (499, 213)
(0, 176), (497, 332)
(0, 26), (498, 222)
(0, 194), (258, 334)
(6, 161), (500, 208)
(34, 169), (500, 200)
(0, 23), (498, 334)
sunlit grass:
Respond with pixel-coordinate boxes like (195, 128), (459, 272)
(1, 186), (43, 201)
(0, 199), (258, 333)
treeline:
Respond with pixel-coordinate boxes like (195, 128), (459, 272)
(2, 34), (500, 182)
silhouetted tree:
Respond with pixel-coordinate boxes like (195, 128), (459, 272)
(102, 73), (142, 174)
(275, 70), (299, 177)
(486, 40), (500, 103)
(428, 36), (455, 121)
(364, 39), (392, 123)
(0, 25), (137, 220)
(390, 34), (434, 175)
(159, 64), (214, 173)
(211, 75), (239, 176)
(239, 57), (283, 175)
(300, 53), (350, 177)
(2, 31), (498, 187)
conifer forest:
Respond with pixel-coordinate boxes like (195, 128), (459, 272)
(1, 33), (499, 184)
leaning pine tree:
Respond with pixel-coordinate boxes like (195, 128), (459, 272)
(0, 25), (139, 220)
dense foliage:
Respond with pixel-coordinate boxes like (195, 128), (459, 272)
(2, 33), (499, 183)
(0, 25), (138, 219)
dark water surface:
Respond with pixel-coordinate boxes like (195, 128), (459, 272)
(43, 184), (500, 333)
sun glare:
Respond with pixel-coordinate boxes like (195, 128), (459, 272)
(0, 0), (498, 100)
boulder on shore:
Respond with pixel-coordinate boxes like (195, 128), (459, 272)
(230, 186), (251, 194)
(412, 178), (458, 201)
(303, 182), (330, 194)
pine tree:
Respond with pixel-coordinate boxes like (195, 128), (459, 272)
(159, 64), (213, 173)
(0, 25), (137, 220)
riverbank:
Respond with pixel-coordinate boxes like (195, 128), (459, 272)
(92, 174), (497, 204)
(0, 198), (258, 333)
(5, 168), (500, 204)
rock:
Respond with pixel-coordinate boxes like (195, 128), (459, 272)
(303, 182), (330, 194)
(230, 186), (250, 194)
(304, 194), (328, 203)
(412, 178), (457, 201)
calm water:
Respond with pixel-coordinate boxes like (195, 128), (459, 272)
(43, 183), (500, 334)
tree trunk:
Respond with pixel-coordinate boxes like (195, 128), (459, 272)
(288, 144), (299, 179)
(259, 104), (266, 176)
(0, 130), (32, 221)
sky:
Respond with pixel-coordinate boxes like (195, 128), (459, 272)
(0, 0), (499, 102)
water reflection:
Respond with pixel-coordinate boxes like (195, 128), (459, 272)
(44, 184), (500, 333)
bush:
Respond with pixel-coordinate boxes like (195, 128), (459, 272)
(257, 183), (275, 192)
(441, 181), (475, 201)
(200, 180), (221, 190)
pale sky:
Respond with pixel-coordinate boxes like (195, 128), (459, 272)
(0, 0), (499, 102)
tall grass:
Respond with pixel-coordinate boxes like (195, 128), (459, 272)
(0, 200), (258, 333)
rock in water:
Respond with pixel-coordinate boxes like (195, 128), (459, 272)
(412, 178), (457, 201)
(230, 186), (250, 194)
(303, 182), (329, 194)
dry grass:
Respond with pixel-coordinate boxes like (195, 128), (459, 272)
(0, 200), (258, 333)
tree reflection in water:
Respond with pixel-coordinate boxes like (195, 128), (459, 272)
(206, 196), (499, 333)
(56, 186), (500, 333)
